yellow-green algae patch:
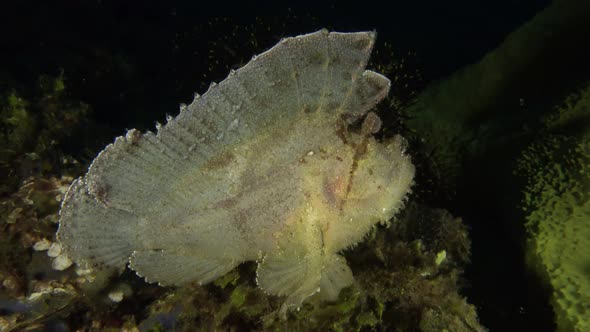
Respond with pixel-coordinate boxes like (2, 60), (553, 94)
(517, 82), (590, 332)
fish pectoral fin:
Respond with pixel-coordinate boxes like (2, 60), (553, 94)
(256, 251), (322, 315)
(319, 254), (354, 301)
(129, 249), (238, 286)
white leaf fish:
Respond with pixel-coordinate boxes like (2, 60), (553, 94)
(57, 29), (415, 314)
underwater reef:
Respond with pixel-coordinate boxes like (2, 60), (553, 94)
(402, 0), (590, 330)
(2, 0), (590, 331)
(404, 0), (590, 197)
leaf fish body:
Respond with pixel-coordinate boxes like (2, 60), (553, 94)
(56, 29), (415, 312)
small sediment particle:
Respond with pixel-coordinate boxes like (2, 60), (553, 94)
(33, 239), (52, 251)
(47, 242), (61, 257)
(52, 254), (73, 271)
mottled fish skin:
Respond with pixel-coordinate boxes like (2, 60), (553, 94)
(56, 29), (415, 314)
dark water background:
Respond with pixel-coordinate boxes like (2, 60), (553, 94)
(0, 0), (559, 330)
(1, 0), (550, 140)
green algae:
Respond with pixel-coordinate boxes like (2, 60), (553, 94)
(0, 74), (90, 196)
(404, 0), (590, 198)
(516, 82), (590, 332)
